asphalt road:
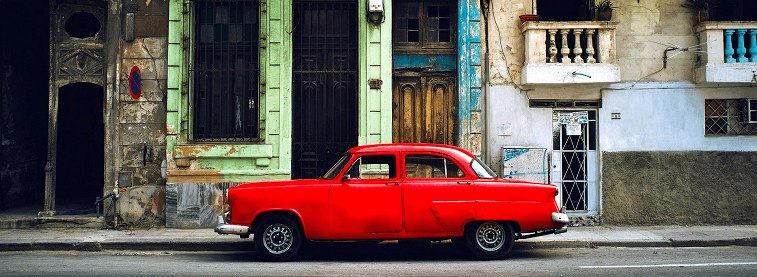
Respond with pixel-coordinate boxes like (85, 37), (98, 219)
(1, 244), (755, 276)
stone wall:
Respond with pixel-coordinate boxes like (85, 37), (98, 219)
(111, 0), (169, 227)
(166, 183), (238, 228)
(602, 151), (757, 225)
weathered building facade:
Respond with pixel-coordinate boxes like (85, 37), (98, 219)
(485, 0), (757, 225)
(2, 0), (754, 228)
(1, 0), (168, 227)
(164, 0), (486, 227)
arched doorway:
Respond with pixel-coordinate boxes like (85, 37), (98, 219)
(55, 82), (104, 215)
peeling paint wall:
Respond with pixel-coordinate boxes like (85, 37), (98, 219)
(165, 0), (396, 228)
(165, 0), (296, 228)
(109, 0), (169, 227)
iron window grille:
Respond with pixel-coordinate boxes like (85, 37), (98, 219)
(193, 0), (260, 142)
(704, 99), (757, 136)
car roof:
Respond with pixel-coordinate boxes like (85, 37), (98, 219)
(347, 143), (475, 159)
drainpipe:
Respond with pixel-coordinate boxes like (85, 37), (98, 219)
(481, 0), (491, 165)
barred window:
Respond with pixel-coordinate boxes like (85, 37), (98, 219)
(193, 0), (260, 142)
(704, 99), (757, 136)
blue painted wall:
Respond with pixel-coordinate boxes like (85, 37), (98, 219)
(393, 54), (457, 72)
(457, 0), (483, 155)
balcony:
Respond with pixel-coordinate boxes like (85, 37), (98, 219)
(520, 21), (620, 85)
(694, 22), (757, 83)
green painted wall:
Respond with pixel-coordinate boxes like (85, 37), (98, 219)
(358, 0), (394, 146)
(167, 0), (392, 183)
(167, 0), (292, 182)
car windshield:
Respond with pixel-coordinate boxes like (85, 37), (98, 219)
(470, 157), (497, 179)
(321, 154), (352, 179)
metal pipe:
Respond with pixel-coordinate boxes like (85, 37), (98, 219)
(94, 191), (118, 224)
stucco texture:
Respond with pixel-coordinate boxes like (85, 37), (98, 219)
(602, 151), (757, 225)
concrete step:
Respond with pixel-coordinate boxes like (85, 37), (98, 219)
(0, 216), (105, 229)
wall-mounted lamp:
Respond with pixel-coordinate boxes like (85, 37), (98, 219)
(367, 0), (384, 24)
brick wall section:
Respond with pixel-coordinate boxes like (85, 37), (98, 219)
(602, 151), (757, 225)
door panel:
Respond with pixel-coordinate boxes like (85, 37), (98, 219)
(292, 0), (358, 179)
(328, 154), (402, 234)
(392, 76), (455, 144)
(328, 180), (403, 234)
(401, 153), (474, 233)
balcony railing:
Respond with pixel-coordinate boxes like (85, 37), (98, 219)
(695, 22), (757, 83)
(520, 21), (619, 84)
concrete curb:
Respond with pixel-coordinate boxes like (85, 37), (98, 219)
(1, 238), (755, 252)
(0, 240), (250, 252)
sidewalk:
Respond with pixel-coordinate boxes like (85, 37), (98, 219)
(0, 225), (754, 252)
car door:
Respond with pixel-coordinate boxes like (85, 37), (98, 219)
(328, 153), (403, 234)
(401, 152), (476, 233)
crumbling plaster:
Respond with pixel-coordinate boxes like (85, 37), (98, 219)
(487, 0), (700, 92)
(112, 0), (169, 227)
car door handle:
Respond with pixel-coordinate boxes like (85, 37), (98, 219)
(385, 181), (399, 186)
(456, 181), (471, 185)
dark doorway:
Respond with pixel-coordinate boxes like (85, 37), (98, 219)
(0, 0), (49, 213)
(536, 0), (593, 21)
(56, 83), (103, 215)
(291, 0), (358, 179)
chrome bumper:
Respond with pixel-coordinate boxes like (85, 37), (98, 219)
(552, 212), (570, 225)
(214, 215), (250, 235)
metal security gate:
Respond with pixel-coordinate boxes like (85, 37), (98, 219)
(551, 110), (598, 214)
(292, 0), (358, 179)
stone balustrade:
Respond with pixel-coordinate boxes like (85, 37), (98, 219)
(695, 22), (757, 83)
(520, 21), (619, 84)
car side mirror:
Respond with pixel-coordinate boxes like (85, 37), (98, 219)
(341, 174), (351, 182)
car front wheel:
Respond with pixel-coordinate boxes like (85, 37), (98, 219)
(254, 216), (303, 261)
(464, 221), (514, 260)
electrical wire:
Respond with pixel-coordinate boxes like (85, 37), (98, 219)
(627, 41), (708, 89)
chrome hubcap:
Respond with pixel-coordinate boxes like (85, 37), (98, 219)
(263, 223), (293, 254)
(476, 222), (504, 251)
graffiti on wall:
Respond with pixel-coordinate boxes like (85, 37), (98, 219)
(502, 147), (548, 183)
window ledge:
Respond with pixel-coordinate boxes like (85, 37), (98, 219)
(521, 21), (619, 85)
(522, 63), (620, 84)
(694, 21), (757, 83)
(695, 62), (757, 83)
(173, 144), (273, 159)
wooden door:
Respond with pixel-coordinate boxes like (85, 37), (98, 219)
(392, 76), (456, 144)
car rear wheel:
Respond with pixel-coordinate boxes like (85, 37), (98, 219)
(464, 221), (514, 260)
(254, 215), (303, 261)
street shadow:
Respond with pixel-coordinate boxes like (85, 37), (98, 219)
(198, 241), (558, 263)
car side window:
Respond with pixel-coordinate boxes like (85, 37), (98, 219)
(405, 154), (465, 179)
(344, 155), (397, 180)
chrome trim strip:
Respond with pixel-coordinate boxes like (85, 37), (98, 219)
(214, 215), (250, 235)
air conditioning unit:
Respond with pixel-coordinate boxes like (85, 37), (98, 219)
(739, 99), (757, 124)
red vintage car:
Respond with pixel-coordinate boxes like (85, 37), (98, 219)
(215, 143), (568, 261)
